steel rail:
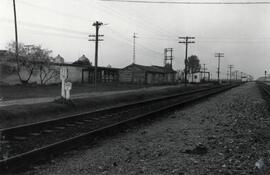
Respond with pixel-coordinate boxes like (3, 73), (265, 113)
(258, 82), (270, 97)
(0, 85), (227, 139)
(0, 84), (239, 171)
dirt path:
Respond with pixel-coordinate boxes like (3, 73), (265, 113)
(0, 85), (184, 107)
(19, 82), (270, 175)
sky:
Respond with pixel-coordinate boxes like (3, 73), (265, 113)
(1, 0), (270, 79)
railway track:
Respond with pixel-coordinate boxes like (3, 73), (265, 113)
(257, 81), (270, 97)
(0, 83), (240, 172)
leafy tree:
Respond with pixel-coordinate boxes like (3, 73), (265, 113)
(186, 55), (201, 82)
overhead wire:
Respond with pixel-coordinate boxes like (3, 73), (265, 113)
(1, 17), (89, 36)
(5, 0), (270, 69)
(6, 0), (168, 56)
(16, 0), (90, 22)
(97, 3), (168, 35)
(2, 24), (88, 40)
(105, 26), (164, 57)
(100, 0), (270, 4)
(9, 0), (268, 43)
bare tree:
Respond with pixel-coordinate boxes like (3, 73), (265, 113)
(7, 41), (58, 84)
(38, 61), (60, 85)
(6, 42), (26, 83)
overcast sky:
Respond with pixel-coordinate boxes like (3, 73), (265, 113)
(1, 0), (270, 79)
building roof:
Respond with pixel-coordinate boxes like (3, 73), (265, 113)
(53, 63), (120, 70)
(52, 54), (64, 63)
(124, 63), (176, 73)
(78, 54), (89, 62)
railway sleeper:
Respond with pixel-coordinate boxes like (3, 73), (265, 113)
(13, 136), (27, 141)
(28, 133), (41, 136)
(43, 130), (54, 133)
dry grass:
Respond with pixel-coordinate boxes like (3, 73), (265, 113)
(0, 83), (174, 100)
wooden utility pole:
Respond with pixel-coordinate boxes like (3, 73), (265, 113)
(133, 33), (138, 64)
(214, 52), (224, 83)
(179, 36), (195, 86)
(89, 21), (104, 90)
(13, 0), (20, 75)
(228, 65), (233, 84)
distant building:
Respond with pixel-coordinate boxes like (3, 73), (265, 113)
(187, 71), (210, 83)
(51, 54), (64, 63)
(73, 55), (92, 65)
(119, 63), (176, 84)
(82, 66), (119, 83)
(78, 55), (88, 62)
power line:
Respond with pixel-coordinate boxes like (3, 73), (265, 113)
(104, 26), (164, 58)
(98, 3), (169, 36)
(15, 0), (89, 22)
(100, 0), (270, 4)
(2, 18), (89, 36)
(2, 24), (89, 40)
(105, 26), (163, 56)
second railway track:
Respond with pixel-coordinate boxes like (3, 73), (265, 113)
(0, 83), (240, 171)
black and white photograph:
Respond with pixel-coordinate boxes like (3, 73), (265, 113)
(0, 0), (270, 174)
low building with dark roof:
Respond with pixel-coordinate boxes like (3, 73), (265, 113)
(119, 63), (176, 84)
(51, 54), (65, 63)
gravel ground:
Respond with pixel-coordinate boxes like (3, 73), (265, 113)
(16, 82), (270, 175)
